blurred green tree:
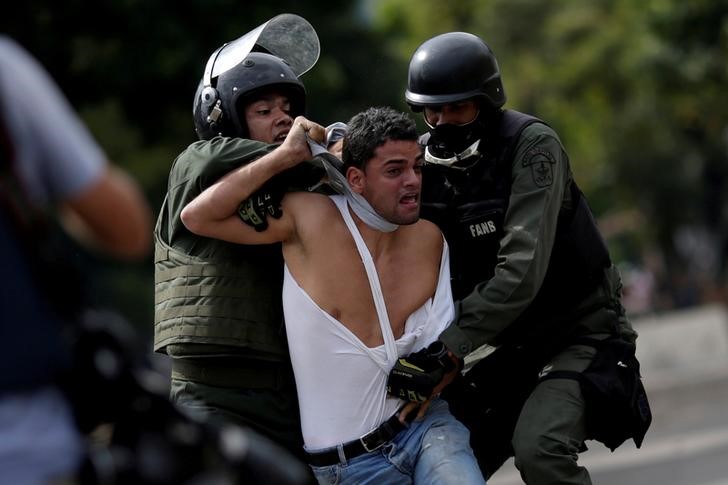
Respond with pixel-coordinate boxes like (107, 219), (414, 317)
(372, 0), (728, 307)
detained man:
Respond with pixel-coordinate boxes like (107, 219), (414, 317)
(181, 107), (485, 484)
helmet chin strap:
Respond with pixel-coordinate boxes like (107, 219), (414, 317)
(424, 139), (481, 170)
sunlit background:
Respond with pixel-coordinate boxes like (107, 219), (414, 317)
(4, 0), (728, 339)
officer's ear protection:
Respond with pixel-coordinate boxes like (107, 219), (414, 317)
(199, 44), (227, 134)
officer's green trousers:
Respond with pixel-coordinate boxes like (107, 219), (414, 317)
(169, 361), (304, 460)
(511, 341), (598, 485)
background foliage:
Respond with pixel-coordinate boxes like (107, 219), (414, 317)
(4, 0), (727, 333)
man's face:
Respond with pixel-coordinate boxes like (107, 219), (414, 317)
(423, 99), (479, 127)
(243, 91), (294, 144)
(356, 139), (423, 225)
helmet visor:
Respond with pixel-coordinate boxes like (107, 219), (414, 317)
(212, 13), (320, 79)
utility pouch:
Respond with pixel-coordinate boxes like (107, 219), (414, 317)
(540, 337), (652, 451)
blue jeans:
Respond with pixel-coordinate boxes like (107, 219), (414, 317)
(310, 398), (485, 484)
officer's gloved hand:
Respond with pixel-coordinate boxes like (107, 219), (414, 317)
(237, 181), (284, 232)
(238, 161), (332, 231)
(387, 341), (457, 403)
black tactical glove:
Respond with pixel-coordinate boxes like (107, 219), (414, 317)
(387, 341), (455, 403)
(237, 181), (284, 232)
(237, 162), (329, 231)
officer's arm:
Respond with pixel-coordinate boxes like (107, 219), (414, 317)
(181, 116), (324, 245)
(440, 124), (570, 358)
(238, 122), (348, 231)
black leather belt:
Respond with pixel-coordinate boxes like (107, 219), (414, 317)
(305, 412), (409, 467)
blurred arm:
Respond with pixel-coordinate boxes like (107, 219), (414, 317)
(60, 165), (152, 261)
(0, 37), (154, 262)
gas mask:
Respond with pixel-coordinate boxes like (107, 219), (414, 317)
(424, 118), (483, 170)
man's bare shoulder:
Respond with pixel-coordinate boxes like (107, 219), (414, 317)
(282, 192), (339, 229)
(281, 193), (344, 260)
(283, 191), (336, 210)
(414, 218), (444, 240)
(402, 218), (444, 253)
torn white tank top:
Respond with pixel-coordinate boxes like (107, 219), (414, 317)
(283, 195), (454, 450)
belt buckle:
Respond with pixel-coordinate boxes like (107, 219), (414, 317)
(359, 430), (386, 453)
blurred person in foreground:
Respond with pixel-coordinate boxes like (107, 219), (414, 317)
(387, 32), (650, 484)
(0, 36), (152, 483)
(181, 106), (485, 484)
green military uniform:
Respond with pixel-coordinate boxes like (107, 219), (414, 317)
(437, 121), (636, 350)
(155, 136), (311, 456)
(423, 113), (637, 484)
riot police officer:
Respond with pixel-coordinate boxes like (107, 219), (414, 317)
(154, 16), (325, 460)
(393, 32), (643, 484)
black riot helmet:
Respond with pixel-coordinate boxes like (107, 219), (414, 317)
(193, 51), (306, 140)
(405, 32), (506, 111)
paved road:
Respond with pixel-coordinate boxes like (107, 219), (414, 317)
(488, 375), (728, 485)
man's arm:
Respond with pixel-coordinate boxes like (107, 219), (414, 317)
(2, 36), (153, 261)
(60, 166), (152, 261)
(389, 125), (570, 408)
(440, 123), (570, 357)
(181, 116), (324, 245)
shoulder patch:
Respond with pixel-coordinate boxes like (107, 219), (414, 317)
(523, 147), (556, 187)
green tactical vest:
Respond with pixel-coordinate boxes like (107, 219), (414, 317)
(153, 137), (291, 360)
(154, 201), (288, 359)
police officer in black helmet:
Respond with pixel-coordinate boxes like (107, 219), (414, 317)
(192, 52), (306, 141)
(154, 15), (329, 463)
(388, 32), (646, 484)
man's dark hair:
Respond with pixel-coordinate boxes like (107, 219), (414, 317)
(342, 107), (418, 170)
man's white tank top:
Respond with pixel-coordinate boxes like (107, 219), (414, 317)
(282, 195), (454, 451)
